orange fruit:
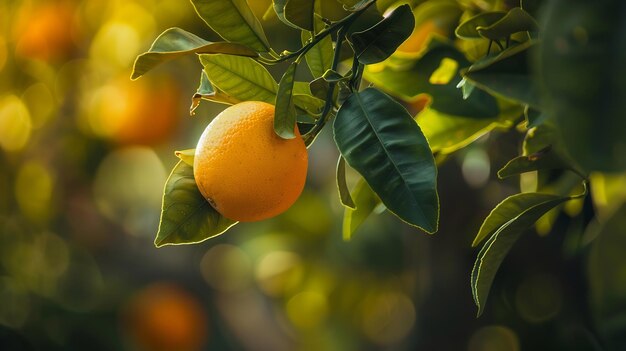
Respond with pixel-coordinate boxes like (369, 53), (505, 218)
(14, 1), (76, 61)
(123, 283), (209, 351)
(90, 76), (181, 146)
(193, 101), (308, 222)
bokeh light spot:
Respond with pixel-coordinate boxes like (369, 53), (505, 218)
(15, 160), (55, 223)
(468, 325), (520, 351)
(286, 291), (328, 330)
(0, 95), (32, 152)
(361, 291), (416, 345)
(462, 148), (491, 188)
(201, 244), (253, 293)
(255, 251), (304, 297)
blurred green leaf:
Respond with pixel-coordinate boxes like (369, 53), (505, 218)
(472, 191), (582, 316)
(472, 192), (565, 247)
(131, 27), (258, 80)
(174, 149), (195, 166)
(200, 54), (277, 103)
(334, 88), (439, 233)
(190, 71), (241, 115)
(363, 42), (499, 118)
(343, 178), (380, 240)
(455, 11), (506, 39)
(285, 0), (314, 30)
(350, 4), (415, 64)
(477, 7), (538, 41)
(538, 0), (626, 172)
(463, 41), (541, 108)
(418, 100), (521, 154)
(336, 156), (356, 209)
(155, 161), (237, 247)
(274, 62), (298, 139)
(524, 105), (546, 128)
(191, 0), (270, 52)
(497, 147), (571, 179)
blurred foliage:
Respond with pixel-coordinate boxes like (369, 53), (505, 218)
(0, 0), (625, 350)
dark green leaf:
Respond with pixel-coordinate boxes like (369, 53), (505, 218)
(131, 28), (258, 80)
(497, 147), (569, 179)
(344, 0), (375, 12)
(524, 105), (546, 128)
(463, 41), (541, 108)
(155, 161), (237, 247)
(274, 61), (298, 139)
(538, 0), (626, 172)
(200, 54), (277, 103)
(174, 149), (195, 166)
(285, 0), (314, 30)
(363, 42), (499, 118)
(322, 69), (349, 83)
(477, 7), (539, 40)
(334, 88), (439, 233)
(190, 71), (241, 115)
(191, 0), (270, 52)
(472, 192), (580, 315)
(343, 178), (381, 240)
(455, 12), (507, 39)
(309, 77), (329, 100)
(350, 4), (415, 64)
(336, 156), (356, 209)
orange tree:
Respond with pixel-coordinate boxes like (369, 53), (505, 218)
(131, 0), (626, 319)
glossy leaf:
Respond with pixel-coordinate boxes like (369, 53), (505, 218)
(343, 178), (381, 240)
(350, 4), (415, 64)
(190, 71), (240, 115)
(131, 27), (258, 80)
(273, 0), (298, 29)
(363, 42), (499, 118)
(477, 7), (539, 40)
(455, 11), (506, 39)
(463, 41), (541, 109)
(302, 30), (333, 78)
(285, 0), (314, 30)
(497, 147), (569, 179)
(200, 54), (277, 103)
(191, 0), (270, 52)
(334, 88), (439, 233)
(336, 156), (356, 209)
(472, 192), (580, 315)
(174, 149), (195, 166)
(274, 61), (298, 139)
(538, 0), (626, 172)
(155, 161), (237, 247)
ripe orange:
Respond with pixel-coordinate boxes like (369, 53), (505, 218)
(123, 283), (208, 351)
(193, 101), (308, 222)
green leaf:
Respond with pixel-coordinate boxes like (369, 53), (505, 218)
(455, 12), (507, 39)
(524, 105), (546, 128)
(363, 42), (499, 118)
(273, 0), (297, 29)
(200, 54), (277, 103)
(285, 0), (314, 30)
(292, 94), (324, 115)
(302, 29), (333, 78)
(131, 28), (258, 80)
(309, 77), (329, 99)
(322, 69), (349, 83)
(350, 4), (415, 65)
(471, 192), (580, 316)
(191, 0), (270, 52)
(538, 0), (626, 172)
(190, 71), (241, 115)
(497, 147), (569, 179)
(476, 7), (539, 41)
(336, 156), (356, 209)
(334, 88), (439, 233)
(472, 192), (565, 247)
(343, 178), (381, 240)
(274, 61), (298, 139)
(463, 41), (541, 109)
(174, 149), (195, 166)
(155, 161), (237, 247)
(418, 100), (522, 154)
